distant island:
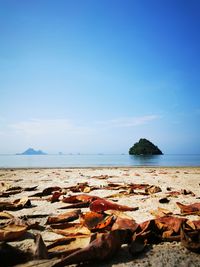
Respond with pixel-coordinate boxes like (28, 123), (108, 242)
(129, 138), (163, 155)
(16, 148), (47, 155)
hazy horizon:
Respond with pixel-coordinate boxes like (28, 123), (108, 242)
(1, 0), (200, 155)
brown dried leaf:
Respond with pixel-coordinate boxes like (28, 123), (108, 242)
(176, 202), (200, 215)
(51, 230), (129, 267)
(90, 199), (138, 212)
(0, 223), (27, 241)
(155, 216), (186, 233)
(150, 207), (173, 218)
(111, 217), (138, 232)
(52, 223), (91, 237)
(30, 186), (61, 197)
(0, 197), (32, 211)
(0, 211), (14, 219)
(47, 210), (81, 224)
(145, 185), (162, 194)
(181, 223), (200, 253)
(81, 211), (114, 230)
(47, 236), (91, 258)
(62, 194), (100, 204)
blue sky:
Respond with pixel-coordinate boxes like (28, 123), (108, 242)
(0, 0), (200, 154)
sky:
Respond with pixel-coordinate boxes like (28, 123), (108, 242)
(0, 0), (200, 154)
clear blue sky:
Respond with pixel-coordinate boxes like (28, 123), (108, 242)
(0, 0), (200, 154)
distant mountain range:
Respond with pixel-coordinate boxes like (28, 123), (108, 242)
(16, 148), (47, 155)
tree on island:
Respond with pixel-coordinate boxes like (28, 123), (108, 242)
(129, 138), (163, 155)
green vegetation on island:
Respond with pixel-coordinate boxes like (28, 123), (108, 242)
(129, 138), (163, 155)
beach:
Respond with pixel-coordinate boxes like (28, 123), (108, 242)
(0, 167), (200, 266)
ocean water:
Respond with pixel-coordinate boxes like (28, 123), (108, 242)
(0, 154), (200, 168)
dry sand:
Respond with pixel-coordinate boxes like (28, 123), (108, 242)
(0, 167), (200, 267)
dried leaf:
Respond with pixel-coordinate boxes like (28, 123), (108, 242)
(30, 187), (61, 197)
(150, 207), (173, 218)
(129, 232), (146, 256)
(47, 236), (91, 258)
(145, 185), (162, 194)
(51, 230), (129, 267)
(111, 217), (138, 232)
(81, 211), (114, 230)
(176, 202), (200, 215)
(62, 194), (100, 204)
(47, 210), (81, 224)
(33, 234), (48, 259)
(155, 216), (186, 234)
(48, 192), (63, 203)
(0, 197), (32, 211)
(181, 223), (200, 253)
(0, 211), (14, 219)
(90, 199), (138, 212)
(0, 223), (27, 241)
(52, 223), (91, 237)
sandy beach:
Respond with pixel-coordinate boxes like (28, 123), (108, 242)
(0, 167), (200, 267)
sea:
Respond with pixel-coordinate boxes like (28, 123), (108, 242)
(0, 154), (200, 168)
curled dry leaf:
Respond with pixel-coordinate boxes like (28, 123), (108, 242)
(0, 197), (31, 211)
(150, 207), (173, 218)
(62, 194), (100, 204)
(0, 223), (27, 241)
(33, 234), (48, 259)
(181, 223), (200, 253)
(47, 236), (91, 258)
(155, 216), (186, 234)
(0, 211), (14, 219)
(129, 232), (146, 256)
(48, 192), (63, 203)
(145, 185), (162, 194)
(52, 230), (130, 267)
(47, 210), (81, 224)
(90, 199), (138, 212)
(111, 216), (138, 233)
(30, 186), (61, 197)
(176, 202), (200, 215)
(81, 211), (114, 230)
(52, 223), (91, 237)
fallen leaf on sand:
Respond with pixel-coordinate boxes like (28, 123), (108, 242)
(145, 185), (162, 194)
(52, 223), (91, 237)
(51, 230), (130, 267)
(129, 232), (146, 256)
(0, 211), (14, 219)
(81, 211), (114, 230)
(181, 222), (200, 253)
(47, 210), (81, 224)
(176, 202), (200, 215)
(47, 236), (91, 258)
(90, 199), (138, 212)
(30, 187), (61, 197)
(62, 194), (100, 204)
(150, 207), (173, 218)
(0, 197), (32, 211)
(48, 192), (63, 203)
(111, 217), (138, 232)
(0, 223), (27, 241)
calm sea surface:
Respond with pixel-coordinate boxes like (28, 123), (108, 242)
(0, 154), (200, 168)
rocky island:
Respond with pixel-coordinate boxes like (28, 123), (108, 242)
(129, 138), (163, 155)
(17, 148), (47, 155)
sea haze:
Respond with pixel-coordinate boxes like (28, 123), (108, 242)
(0, 154), (200, 168)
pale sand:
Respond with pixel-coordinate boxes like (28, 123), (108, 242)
(0, 167), (200, 266)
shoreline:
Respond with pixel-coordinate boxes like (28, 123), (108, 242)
(1, 165), (200, 170)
